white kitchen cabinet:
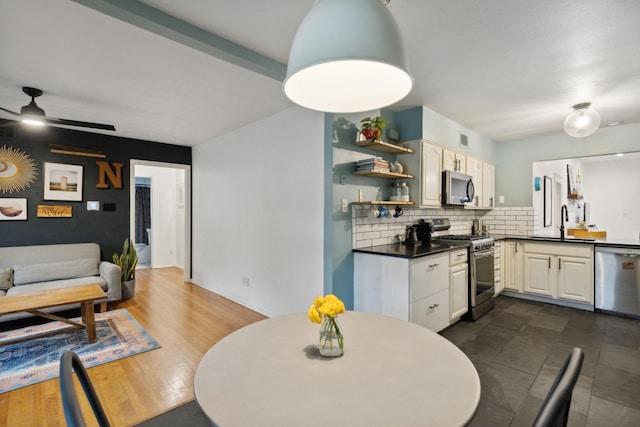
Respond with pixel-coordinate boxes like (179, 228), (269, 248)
(522, 242), (593, 303)
(557, 256), (593, 303)
(411, 289), (450, 332)
(466, 156), (483, 208)
(442, 148), (466, 173)
(502, 241), (524, 292)
(482, 162), (495, 208)
(449, 248), (469, 321)
(524, 253), (555, 297)
(494, 241), (503, 295)
(405, 139), (442, 207)
(354, 251), (450, 332)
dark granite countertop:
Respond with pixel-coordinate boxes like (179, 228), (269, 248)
(493, 234), (640, 249)
(353, 242), (468, 259)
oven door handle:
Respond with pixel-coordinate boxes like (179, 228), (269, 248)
(474, 248), (494, 258)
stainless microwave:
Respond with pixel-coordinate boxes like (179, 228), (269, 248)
(442, 170), (475, 205)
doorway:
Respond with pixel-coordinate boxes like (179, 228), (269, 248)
(130, 160), (191, 281)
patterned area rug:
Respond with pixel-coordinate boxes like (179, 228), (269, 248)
(0, 309), (160, 393)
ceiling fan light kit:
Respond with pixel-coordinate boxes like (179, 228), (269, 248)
(20, 88), (46, 126)
(0, 87), (116, 131)
(563, 102), (601, 138)
(283, 0), (413, 113)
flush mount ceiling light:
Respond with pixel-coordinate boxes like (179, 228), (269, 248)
(563, 102), (601, 138)
(283, 0), (413, 113)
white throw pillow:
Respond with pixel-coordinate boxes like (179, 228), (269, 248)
(0, 267), (12, 290)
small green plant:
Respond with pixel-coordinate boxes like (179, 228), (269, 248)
(360, 116), (387, 141)
(113, 238), (138, 281)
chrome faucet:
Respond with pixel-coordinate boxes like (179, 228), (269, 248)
(560, 204), (568, 240)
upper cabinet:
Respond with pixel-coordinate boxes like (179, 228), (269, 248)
(482, 163), (495, 208)
(403, 139), (495, 210)
(442, 149), (466, 173)
(404, 140), (442, 207)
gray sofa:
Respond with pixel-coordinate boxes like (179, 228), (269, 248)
(0, 243), (121, 321)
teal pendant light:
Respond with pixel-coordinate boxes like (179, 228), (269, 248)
(283, 0), (413, 113)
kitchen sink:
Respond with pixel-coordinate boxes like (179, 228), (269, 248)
(530, 235), (595, 242)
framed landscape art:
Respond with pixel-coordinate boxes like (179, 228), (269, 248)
(44, 162), (83, 201)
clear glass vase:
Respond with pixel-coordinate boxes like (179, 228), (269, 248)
(318, 315), (344, 357)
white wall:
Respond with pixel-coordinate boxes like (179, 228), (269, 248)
(583, 156), (640, 239)
(175, 170), (185, 268)
(135, 165), (181, 268)
(191, 107), (325, 317)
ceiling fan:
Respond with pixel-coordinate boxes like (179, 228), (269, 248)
(0, 87), (116, 131)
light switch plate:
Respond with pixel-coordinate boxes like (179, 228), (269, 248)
(341, 199), (349, 213)
(87, 201), (100, 211)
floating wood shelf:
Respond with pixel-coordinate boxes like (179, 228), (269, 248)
(351, 201), (414, 206)
(352, 139), (413, 154)
(352, 170), (414, 179)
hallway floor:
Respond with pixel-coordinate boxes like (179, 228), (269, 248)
(441, 296), (640, 426)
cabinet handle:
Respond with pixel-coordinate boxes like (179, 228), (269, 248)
(515, 244), (518, 254)
(558, 258), (561, 270)
(490, 197), (493, 207)
(428, 303), (440, 310)
(548, 257), (551, 269)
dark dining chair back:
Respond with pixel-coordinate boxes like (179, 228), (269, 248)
(532, 347), (584, 427)
(59, 351), (111, 427)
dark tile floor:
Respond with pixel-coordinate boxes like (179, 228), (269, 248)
(440, 296), (640, 427)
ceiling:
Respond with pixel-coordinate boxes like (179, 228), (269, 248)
(1, 0), (639, 146)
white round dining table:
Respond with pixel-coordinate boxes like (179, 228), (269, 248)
(194, 311), (480, 427)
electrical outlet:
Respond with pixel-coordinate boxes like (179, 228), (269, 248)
(339, 174), (346, 185)
(341, 199), (349, 213)
(499, 195), (505, 204)
(242, 277), (250, 287)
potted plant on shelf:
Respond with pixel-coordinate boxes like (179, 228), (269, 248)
(360, 116), (387, 141)
(113, 237), (138, 299)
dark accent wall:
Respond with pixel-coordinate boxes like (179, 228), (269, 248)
(0, 120), (191, 260)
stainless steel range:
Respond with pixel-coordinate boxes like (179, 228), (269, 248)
(431, 219), (496, 320)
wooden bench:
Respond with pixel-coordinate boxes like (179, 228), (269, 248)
(0, 284), (108, 345)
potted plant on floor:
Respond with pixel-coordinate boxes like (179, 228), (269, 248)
(360, 116), (387, 141)
(113, 237), (138, 299)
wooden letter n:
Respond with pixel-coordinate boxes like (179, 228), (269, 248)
(96, 161), (124, 189)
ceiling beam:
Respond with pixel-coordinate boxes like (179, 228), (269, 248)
(71, 0), (287, 81)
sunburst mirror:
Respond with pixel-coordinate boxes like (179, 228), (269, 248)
(0, 145), (37, 194)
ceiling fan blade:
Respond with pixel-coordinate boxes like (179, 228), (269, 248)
(44, 116), (116, 131)
(0, 107), (21, 117)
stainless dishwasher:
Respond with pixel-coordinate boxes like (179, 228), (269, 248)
(595, 247), (640, 318)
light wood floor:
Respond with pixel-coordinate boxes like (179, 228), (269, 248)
(0, 267), (266, 426)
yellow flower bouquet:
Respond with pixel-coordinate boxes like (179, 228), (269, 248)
(308, 294), (345, 357)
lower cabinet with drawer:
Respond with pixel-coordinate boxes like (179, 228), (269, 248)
(354, 251), (450, 332)
(411, 288), (449, 331)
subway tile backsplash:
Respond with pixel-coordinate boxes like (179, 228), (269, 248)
(352, 206), (536, 248)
